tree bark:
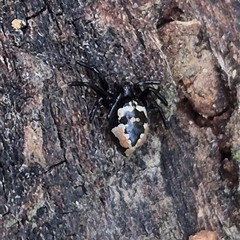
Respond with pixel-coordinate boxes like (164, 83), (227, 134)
(0, 0), (239, 239)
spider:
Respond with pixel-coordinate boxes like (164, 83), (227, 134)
(68, 60), (169, 157)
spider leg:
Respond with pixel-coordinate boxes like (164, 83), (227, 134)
(144, 100), (169, 129)
(68, 81), (109, 98)
(89, 97), (103, 123)
(76, 60), (109, 92)
(137, 87), (168, 106)
(107, 92), (124, 121)
(150, 103), (169, 129)
(135, 80), (161, 86)
(138, 87), (168, 128)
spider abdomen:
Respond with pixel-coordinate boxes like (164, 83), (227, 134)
(111, 100), (149, 157)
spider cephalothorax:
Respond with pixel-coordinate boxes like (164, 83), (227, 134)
(68, 61), (168, 156)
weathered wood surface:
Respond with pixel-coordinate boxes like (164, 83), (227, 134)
(0, 0), (239, 239)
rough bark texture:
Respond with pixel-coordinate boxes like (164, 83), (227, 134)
(0, 0), (240, 239)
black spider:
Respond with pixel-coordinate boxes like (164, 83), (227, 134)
(68, 60), (168, 156)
